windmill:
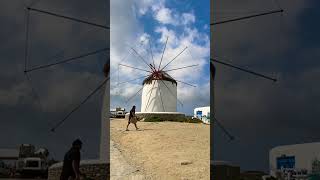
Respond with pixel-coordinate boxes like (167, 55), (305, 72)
(210, 1), (284, 141)
(114, 36), (200, 119)
(22, 1), (110, 164)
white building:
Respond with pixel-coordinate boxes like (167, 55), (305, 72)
(141, 72), (177, 112)
(194, 106), (210, 124)
(269, 142), (320, 178)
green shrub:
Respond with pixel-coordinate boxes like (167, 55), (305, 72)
(144, 116), (163, 122)
(144, 116), (202, 123)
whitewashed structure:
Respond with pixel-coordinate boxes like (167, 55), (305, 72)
(141, 72), (177, 112)
(194, 106), (210, 124)
(269, 142), (320, 178)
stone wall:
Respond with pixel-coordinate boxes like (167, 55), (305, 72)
(48, 160), (109, 180)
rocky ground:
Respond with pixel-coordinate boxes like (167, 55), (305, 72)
(110, 118), (210, 180)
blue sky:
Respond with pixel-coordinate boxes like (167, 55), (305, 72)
(110, 0), (210, 115)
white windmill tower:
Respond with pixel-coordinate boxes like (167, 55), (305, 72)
(117, 37), (197, 119)
(141, 71), (177, 112)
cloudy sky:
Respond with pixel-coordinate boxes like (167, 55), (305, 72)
(0, 0), (108, 160)
(110, 0), (210, 115)
(212, 0), (320, 172)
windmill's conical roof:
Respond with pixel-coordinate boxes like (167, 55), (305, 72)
(143, 71), (177, 85)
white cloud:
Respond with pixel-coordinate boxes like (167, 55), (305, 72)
(153, 26), (209, 81)
(155, 26), (178, 46)
(110, 0), (209, 113)
(134, 0), (158, 15)
(154, 6), (178, 25)
(139, 33), (150, 44)
(182, 13), (195, 25)
(132, 0), (198, 27)
(178, 81), (210, 105)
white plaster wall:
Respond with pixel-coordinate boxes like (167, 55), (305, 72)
(269, 142), (320, 177)
(99, 79), (109, 163)
(194, 106), (210, 117)
(141, 80), (177, 112)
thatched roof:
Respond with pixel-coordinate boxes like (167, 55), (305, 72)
(143, 71), (177, 85)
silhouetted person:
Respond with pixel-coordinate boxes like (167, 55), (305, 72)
(126, 105), (139, 131)
(60, 139), (82, 180)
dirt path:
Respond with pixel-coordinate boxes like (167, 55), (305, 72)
(110, 140), (146, 180)
(110, 118), (210, 180)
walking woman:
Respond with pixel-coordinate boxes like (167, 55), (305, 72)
(126, 105), (139, 131)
